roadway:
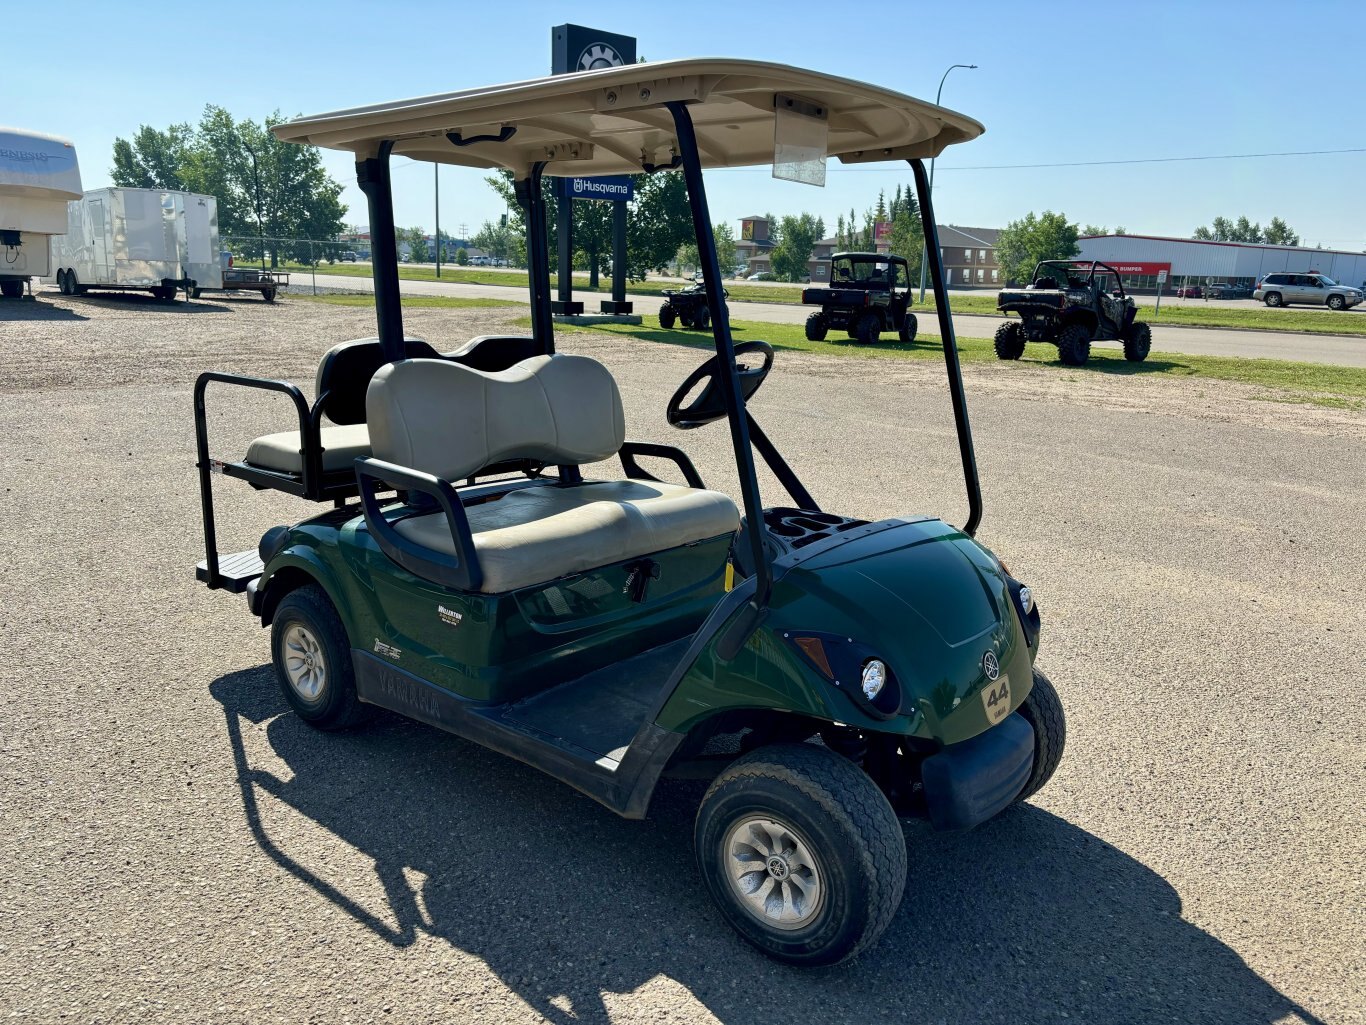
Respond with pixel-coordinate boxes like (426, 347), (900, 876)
(300, 271), (1366, 368)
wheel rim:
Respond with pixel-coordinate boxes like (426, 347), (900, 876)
(282, 623), (327, 701)
(722, 816), (825, 931)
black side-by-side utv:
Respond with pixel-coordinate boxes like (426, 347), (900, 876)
(802, 252), (917, 344)
(995, 260), (1151, 366)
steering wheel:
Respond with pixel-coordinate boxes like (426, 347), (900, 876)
(666, 340), (774, 430)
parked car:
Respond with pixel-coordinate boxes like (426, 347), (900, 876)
(1253, 272), (1363, 310)
(339, 250), (358, 263)
(1207, 282), (1249, 300)
(1175, 284), (1202, 299)
(747, 271), (774, 281)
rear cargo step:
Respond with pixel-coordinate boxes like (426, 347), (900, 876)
(195, 549), (263, 592)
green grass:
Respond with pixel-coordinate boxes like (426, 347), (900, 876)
(292, 293), (519, 309)
(282, 259), (1366, 338)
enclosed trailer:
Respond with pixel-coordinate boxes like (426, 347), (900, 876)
(0, 127), (83, 298)
(46, 188), (222, 301)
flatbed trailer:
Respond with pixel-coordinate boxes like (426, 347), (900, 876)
(193, 253), (288, 302)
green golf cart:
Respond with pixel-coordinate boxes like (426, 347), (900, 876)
(194, 59), (1065, 966)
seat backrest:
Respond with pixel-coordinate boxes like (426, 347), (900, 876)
(316, 337), (439, 425)
(367, 354), (626, 480)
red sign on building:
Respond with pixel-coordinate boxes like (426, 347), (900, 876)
(1076, 260), (1171, 276)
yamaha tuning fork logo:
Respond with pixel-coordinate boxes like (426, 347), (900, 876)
(578, 42), (625, 71)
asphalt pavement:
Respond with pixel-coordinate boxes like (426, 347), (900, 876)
(297, 271), (1366, 368)
(1, 294), (1360, 1024)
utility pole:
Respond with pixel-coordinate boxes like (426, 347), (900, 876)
(242, 139), (266, 272)
(918, 63), (977, 304)
(435, 163), (441, 277)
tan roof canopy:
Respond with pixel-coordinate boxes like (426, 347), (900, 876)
(273, 58), (983, 177)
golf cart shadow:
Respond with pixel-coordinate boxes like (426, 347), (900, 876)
(211, 667), (1321, 1025)
(632, 323), (930, 355)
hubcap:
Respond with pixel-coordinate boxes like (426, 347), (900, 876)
(722, 816), (825, 931)
(282, 624), (326, 701)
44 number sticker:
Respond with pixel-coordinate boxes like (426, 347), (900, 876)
(981, 676), (1010, 724)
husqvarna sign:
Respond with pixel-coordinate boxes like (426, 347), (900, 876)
(556, 175), (634, 202)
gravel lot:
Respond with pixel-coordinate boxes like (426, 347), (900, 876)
(2, 291), (1361, 1025)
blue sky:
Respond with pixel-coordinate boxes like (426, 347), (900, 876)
(10, 0), (1364, 249)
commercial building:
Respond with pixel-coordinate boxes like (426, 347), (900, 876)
(1076, 234), (1366, 294)
(936, 226), (1001, 288)
(734, 215), (837, 281)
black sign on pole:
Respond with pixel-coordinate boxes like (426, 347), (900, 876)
(551, 25), (637, 316)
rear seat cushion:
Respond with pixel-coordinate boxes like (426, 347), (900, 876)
(367, 355), (625, 482)
(394, 480), (740, 593)
(245, 423), (370, 474)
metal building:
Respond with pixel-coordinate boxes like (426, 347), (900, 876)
(1076, 234), (1366, 293)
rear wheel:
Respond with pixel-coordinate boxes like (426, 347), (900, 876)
(658, 303), (677, 329)
(0, 280), (23, 299)
(1263, 292), (1282, 308)
(152, 286), (176, 302)
(805, 312), (828, 341)
(695, 743), (906, 966)
(270, 584), (369, 731)
(1327, 294), (1345, 311)
(190, 287), (203, 300)
(263, 287), (278, 303)
(854, 312), (881, 344)
(993, 320), (1026, 360)
(1056, 323), (1091, 366)
(692, 306), (710, 330)
(899, 311), (917, 344)
(1122, 321), (1152, 362)
(1013, 668), (1066, 804)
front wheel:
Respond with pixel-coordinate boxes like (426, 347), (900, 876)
(1014, 668), (1066, 804)
(1327, 295), (1345, 311)
(271, 584), (369, 731)
(1056, 323), (1091, 366)
(994, 320), (1026, 360)
(695, 743), (906, 966)
(899, 311), (917, 344)
(1123, 321), (1152, 362)
(805, 312), (827, 341)
(692, 307), (710, 331)
(658, 303), (677, 329)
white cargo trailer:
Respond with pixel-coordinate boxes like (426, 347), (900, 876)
(0, 127), (83, 299)
(46, 188), (223, 301)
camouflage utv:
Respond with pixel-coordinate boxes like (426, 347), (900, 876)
(994, 260), (1151, 366)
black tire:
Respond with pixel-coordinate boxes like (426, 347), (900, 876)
(692, 307), (710, 331)
(854, 312), (881, 345)
(151, 286), (175, 302)
(899, 311), (917, 344)
(993, 320), (1026, 360)
(695, 743), (906, 967)
(1327, 294), (1345, 311)
(263, 288), (277, 304)
(190, 287), (203, 300)
(1263, 292), (1282, 308)
(0, 280), (23, 299)
(270, 584), (369, 731)
(1122, 321), (1152, 362)
(1013, 668), (1066, 804)
(1056, 322), (1091, 366)
(805, 312), (828, 341)
(659, 303), (677, 329)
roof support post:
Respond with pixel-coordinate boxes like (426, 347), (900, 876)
(909, 157), (982, 536)
(515, 162), (554, 354)
(356, 142), (405, 362)
(667, 100), (772, 614)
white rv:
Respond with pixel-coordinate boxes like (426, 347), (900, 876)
(47, 188), (223, 301)
(0, 127), (83, 298)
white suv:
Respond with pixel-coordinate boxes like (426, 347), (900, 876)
(1253, 272), (1363, 311)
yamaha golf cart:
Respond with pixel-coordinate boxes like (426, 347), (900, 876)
(802, 251), (918, 344)
(194, 59), (1064, 966)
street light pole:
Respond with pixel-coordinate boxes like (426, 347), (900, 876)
(242, 140), (266, 273)
(435, 163), (441, 278)
(917, 63), (977, 304)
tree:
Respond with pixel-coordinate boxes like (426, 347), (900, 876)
(455, 247), (469, 265)
(1263, 217), (1300, 247)
(770, 213), (825, 282)
(111, 125), (193, 190)
(473, 216), (520, 267)
(405, 230), (429, 263)
(110, 107), (347, 267)
(886, 185), (923, 280)
(677, 220), (737, 273)
(995, 211), (1080, 285)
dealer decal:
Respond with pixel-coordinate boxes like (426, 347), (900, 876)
(373, 639), (402, 660)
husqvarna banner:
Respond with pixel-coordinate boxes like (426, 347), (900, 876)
(555, 176), (634, 202)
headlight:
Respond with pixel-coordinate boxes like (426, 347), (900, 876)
(1018, 585), (1034, 615)
(861, 659), (887, 700)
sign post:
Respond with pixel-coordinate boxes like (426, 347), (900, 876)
(1156, 268), (1167, 313)
(551, 25), (637, 317)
